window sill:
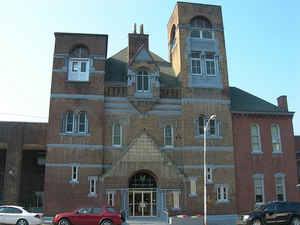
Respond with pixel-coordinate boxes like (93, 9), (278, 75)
(59, 132), (91, 137)
(251, 151), (263, 155)
(272, 152), (283, 155)
(67, 80), (90, 83)
(112, 144), (122, 148)
(88, 193), (98, 198)
(195, 135), (223, 140)
(69, 180), (79, 184)
(189, 193), (198, 198)
(171, 208), (181, 211)
(216, 200), (229, 204)
(207, 180), (214, 184)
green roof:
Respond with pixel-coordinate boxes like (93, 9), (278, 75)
(230, 87), (292, 114)
(105, 47), (181, 88)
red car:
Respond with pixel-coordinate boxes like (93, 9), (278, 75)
(52, 205), (124, 225)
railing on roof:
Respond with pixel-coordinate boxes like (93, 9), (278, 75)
(160, 88), (181, 98)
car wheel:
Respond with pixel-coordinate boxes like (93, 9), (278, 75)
(252, 219), (261, 225)
(101, 219), (113, 225)
(58, 218), (70, 225)
(16, 219), (28, 225)
(291, 217), (300, 225)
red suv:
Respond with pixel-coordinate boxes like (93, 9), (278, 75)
(52, 205), (124, 225)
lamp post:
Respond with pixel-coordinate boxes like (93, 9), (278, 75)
(203, 114), (216, 225)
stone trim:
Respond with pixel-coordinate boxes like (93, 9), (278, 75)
(177, 165), (234, 169)
(161, 146), (233, 151)
(51, 93), (104, 100)
(46, 163), (111, 168)
(47, 144), (103, 150)
(182, 98), (230, 104)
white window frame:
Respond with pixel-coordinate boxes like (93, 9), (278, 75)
(191, 52), (202, 75)
(205, 54), (216, 76)
(275, 174), (286, 201)
(173, 191), (180, 209)
(164, 125), (174, 147)
(72, 166), (78, 183)
(107, 192), (115, 206)
(197, 117), (220, 136)
(271, 124), (282, 153)
(251, 124), (262, 153)
(112, 123), (122, 146)
(65, 111), (75, 133)
(68, 58), (89, 81)
(88, 177), (97, 197)
(253, 174), (265, 205)
(207, 167), (213, 183)
(136, 71), (150, 92)
(189, 177), (197, 196)
(78, 111), (88, 134)
(190, 29), (214, 40)
(216, 185), (229, 202)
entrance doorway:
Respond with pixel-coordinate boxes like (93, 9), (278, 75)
(128, 172), (157, 217)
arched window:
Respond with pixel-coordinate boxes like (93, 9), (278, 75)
(112, 123), (122, 146)
(129, 172), (156, 188)
(190, 16), (213, 40)
(170, 25), (176, 52)
(62, 111), (88, 134)
(68, 46), (90, 81)
(251, 124), (261, 152)
(190, 16), (212, 28)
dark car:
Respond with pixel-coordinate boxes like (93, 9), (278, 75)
(239, 201), (300, 225)
(52, 205), (124, 225)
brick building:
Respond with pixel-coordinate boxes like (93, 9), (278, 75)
(0, 1), (299, 220)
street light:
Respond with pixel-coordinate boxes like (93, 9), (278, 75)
(203, 114), (216, 225)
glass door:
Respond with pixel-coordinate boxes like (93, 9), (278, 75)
(128, 190), (156, 217)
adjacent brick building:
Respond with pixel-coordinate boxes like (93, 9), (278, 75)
(0, 1), (299, 220)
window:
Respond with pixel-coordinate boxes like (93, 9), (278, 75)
(164, 125), (173, 147)
(92, 207), (104, 214)
(254, 176), (264, 204)
(190, 16), (214, 40)
(205, 55), (216, 75)
(207, 168), (213, 183)
(107, 192), (114, 206)
(170, 25), (176, 52)
(191, 52), (202, 75)
(190, 179), (197, 195)
(89, 178), (97, 196)
(173, 191), (180, 209)
(136, 71), (150, 92)
(112, 123), (122, 146)
(72, 166), (78, 183)
(197, 116), (220, 136)
(217, 185), (228, 202)
(271, 124), (281, 152)
(275, 175), (286, 201)
(62, 111), (88, 134)
(68, 46), (89, 81)
(251, 124), (261, 152)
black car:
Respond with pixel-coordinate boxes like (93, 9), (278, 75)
(239, 201), (300, 225)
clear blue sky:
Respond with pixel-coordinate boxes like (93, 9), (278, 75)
(0, 0), (299, 135)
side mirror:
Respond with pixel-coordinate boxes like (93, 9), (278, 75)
(76, 211), (80, 214)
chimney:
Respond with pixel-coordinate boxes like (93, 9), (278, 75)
(128, 24), (149, 62)
(277, 95), (288, 111)
(133, 23), (136, 34)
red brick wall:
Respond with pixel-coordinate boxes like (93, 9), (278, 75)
(232, 113), (299, 213)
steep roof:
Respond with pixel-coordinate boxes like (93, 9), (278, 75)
(230, 87), (293, 115)
(105, 47), (181, 88)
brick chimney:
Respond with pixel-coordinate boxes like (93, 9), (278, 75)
(277, 95), (288, 111)
(128, 24), (149, 62)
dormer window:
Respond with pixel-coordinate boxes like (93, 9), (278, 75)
(190, 16), (214, 40)
(68, 46), (89, 81)
(136, 71), (150, 92)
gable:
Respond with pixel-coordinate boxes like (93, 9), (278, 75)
(135, 47), (152, 62)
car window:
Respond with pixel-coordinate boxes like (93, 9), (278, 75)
(277, 203), (288, 211)
(106, 207), (117, 214)
(78, 207), (92, 214)
(6, 207), (22, 214)
(0, 207), (7, 213)
(92, 207), (104, 214)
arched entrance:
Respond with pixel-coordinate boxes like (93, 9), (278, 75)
(128, 172), (157, 217)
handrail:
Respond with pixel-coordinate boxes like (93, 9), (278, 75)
(161, 209), (169, 223)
